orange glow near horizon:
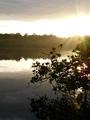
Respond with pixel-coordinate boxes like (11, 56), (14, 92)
(0, 15), (90, 38)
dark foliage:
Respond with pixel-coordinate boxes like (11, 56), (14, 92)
(76, 36), (90, 59)
(0, 33), (63, 49)
(29, 96), (90, 120)
(29, 44), (90, 120)
(30, 46), (90, 96)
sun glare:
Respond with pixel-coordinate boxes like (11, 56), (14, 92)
(54, 15), (90, 37)
(77, 66), (82, 71)
(0, 15), (90, 37)
(73, 16), (90, 36)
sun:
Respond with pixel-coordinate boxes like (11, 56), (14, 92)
(73, 16), (90, 36)
(54, 15), (90, 37)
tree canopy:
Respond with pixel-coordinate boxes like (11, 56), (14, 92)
(76, 36), (90, 58)
(30, 45), (90, 96)
(29, 44), (90, 120)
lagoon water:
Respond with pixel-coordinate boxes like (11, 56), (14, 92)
(0, 50), (73, 120)
(0, 58), (55, 120)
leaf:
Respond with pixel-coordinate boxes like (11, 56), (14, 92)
(52, 47), (56, 51)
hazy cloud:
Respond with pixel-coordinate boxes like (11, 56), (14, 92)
(0, 24), (7, 27)
(0, 0), (90, 21)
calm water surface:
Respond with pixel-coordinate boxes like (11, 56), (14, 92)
(0, 51), (73, 120)
(0, 58), (54, 120)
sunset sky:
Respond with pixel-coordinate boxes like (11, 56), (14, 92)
(0, 0), (90, 37)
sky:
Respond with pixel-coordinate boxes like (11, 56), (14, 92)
(0, 0), (90, 37)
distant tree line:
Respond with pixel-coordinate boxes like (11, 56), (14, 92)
(0, 33), (90, 53)
(0, 33), (64, 49)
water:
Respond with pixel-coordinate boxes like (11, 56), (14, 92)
(0, 58), (55, 120)
(0, 50), (75, 120)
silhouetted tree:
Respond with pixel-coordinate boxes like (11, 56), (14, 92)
(30, 45), (90, 107)
(29, 96), (77, 120)
(29, 95), (90, 120)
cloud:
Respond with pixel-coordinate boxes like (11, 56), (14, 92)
(0, 24), (7, 27)
(0, 0), (90, 21)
